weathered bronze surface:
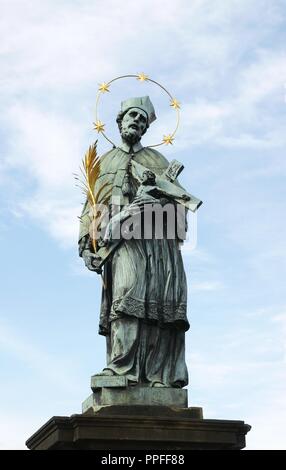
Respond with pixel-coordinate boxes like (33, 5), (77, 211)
(79, 96), (202, 390)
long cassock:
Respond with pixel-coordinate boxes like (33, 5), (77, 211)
(79, 140), (190, 387)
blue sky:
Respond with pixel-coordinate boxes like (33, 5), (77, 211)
(0, 0), (286, 449)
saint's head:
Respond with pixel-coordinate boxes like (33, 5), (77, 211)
(116, 96), (156, 145)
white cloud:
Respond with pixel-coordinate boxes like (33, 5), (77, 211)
(177, 49), (286, 149)
(0, 1), (127, 92)
(3, 104), (86, 245)
(1, 0), (286, 452)
(19, 195), (80, 247)
(6, 105), (83, 188)
(237, 50), (286, 106)
(1, 0), (285, 247)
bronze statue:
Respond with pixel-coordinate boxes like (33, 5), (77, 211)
(79, 96), (201, 388)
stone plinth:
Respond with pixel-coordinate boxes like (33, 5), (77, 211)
(83, 387), (188, 411)
(26, 406), (251, 450)
(91, 375), (128, 390)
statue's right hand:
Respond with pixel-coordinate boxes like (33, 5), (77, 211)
(82, 250), (102, 274)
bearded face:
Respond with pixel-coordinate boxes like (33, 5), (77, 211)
(120, 108), (148, 144)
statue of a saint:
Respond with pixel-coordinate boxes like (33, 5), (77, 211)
(79, 96), (200, 388)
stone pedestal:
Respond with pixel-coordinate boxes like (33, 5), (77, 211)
(26, 378), (250, 450)
(83, 387), (188, 411)
(26, 405), (251, 450)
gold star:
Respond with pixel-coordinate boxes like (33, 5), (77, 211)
(137, 72), (149, 82)
(163, 134), (174, 145)
(93, 120), (105, 133)
(98, 82), (110, 93)
(170, 98), (180, 109)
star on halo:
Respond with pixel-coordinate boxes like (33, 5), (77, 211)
(93, 120), (105, 133)
(98, 82), (110, 93)
(170, 98), (180, 109)
(162, 134), (174, 145)
(137, 72), (149, 82)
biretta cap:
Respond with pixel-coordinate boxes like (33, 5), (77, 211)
(121, 96), (156, 124)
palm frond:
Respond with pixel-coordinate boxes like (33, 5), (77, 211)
(76, 140), (113, 251)
(95, 182), (112, 204)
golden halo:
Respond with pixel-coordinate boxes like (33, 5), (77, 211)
(94, 73), (181, 148)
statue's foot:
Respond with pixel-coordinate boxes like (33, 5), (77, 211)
(151, 381), (168, 388)
(93, 368), (115, 377)
(172, 381), (183, 389)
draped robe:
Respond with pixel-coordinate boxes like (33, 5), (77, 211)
(79, 143), (189, 387)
